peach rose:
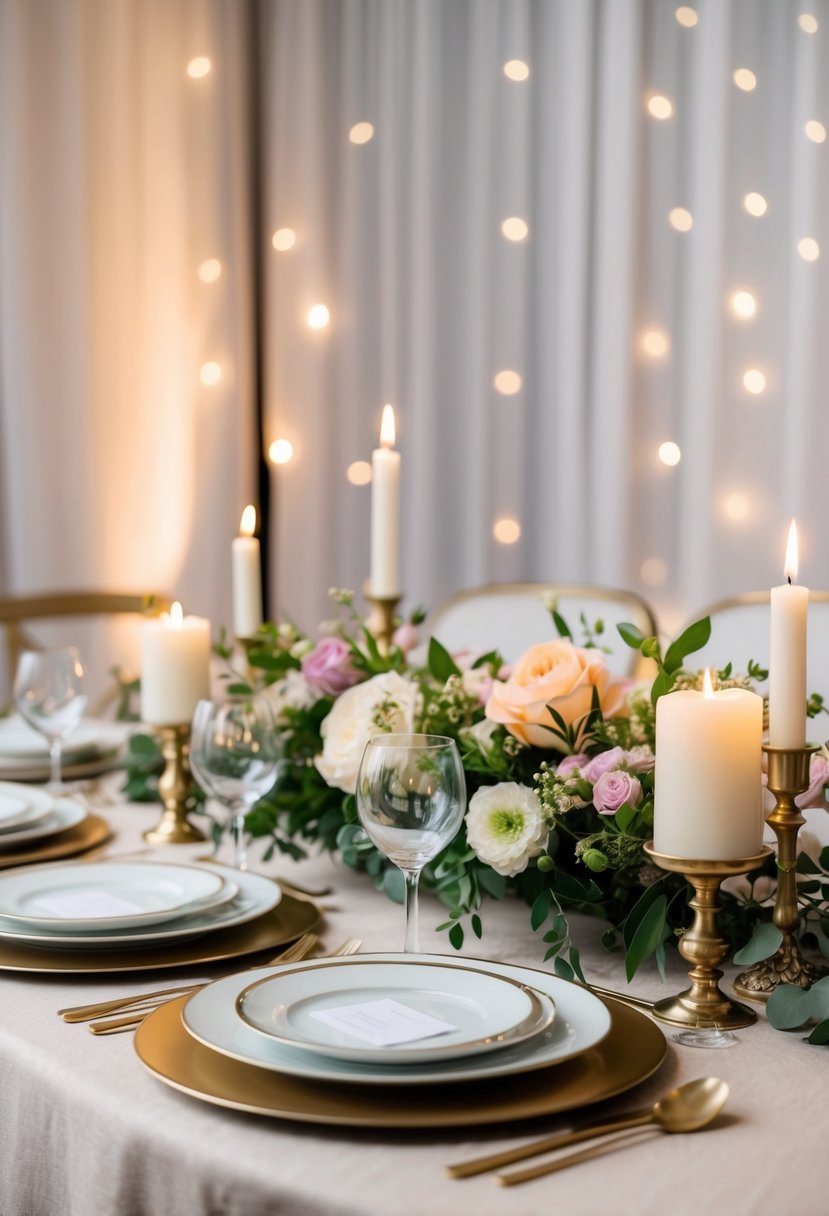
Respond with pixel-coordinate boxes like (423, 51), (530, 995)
(484, 639), (629, 752)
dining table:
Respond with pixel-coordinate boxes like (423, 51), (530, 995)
(0, 792), (826, 1216)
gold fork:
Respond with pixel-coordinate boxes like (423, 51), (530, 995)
(60, 932), (319, 1023)
(88, 937), (362, 1035)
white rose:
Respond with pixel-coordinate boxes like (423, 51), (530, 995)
(465, 782), (548, 877)
(257, 669), (316, 722)
(314, 671), (419, 794)
(463, 718), (500, 759)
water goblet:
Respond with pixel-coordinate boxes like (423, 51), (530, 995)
(356, 733), (466, 953)
(14, 647), (88, 790)
(189, 698), (283, 870)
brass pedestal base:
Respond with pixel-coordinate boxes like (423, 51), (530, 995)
(364, 585), (401, 657)
(143, 724), (206, 845)
(734, 745), (827, 1002)
(644, 842), (774, 1031)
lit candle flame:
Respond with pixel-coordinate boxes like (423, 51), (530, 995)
(379, 404), (396, 449)
(240, 505), (257, 537)
(170, 601), (183, 625)
(703, 668), (715, 698)
(784, 519), (798, 584)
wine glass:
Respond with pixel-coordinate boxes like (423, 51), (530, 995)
(189, 698), (283, 870)
(356, 733), (466, 953)
(14, 647), (88, 790)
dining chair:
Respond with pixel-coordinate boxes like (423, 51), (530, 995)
(685, 590), (829, 698)
(425, 583), (659, 678)
(0, 591), (172, 716)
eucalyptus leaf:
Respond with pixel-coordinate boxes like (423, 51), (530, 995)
(766, 983), (814, 1030)
(732, 922), (784, 965)
(806, 1018), (829, 1045)
(625, 894), (667, 981)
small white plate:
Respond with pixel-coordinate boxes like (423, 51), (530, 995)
(0, 860), (226, 930)
(0, 799), (86, 848)
(0, 717), (125, 760)
(0, 865), (279, 948)
(182, 952), (612, 1087)
(0, 783), (54, 833)
(236, 959), (556, 1064)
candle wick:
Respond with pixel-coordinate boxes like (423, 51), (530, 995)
(788, 575), (792, 586)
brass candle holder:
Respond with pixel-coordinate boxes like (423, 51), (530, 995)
(364, 587), (401, 657)
(733, 744), (827, 1001)
(143, 724), (206, 845)
(644, 841), (773, 1032)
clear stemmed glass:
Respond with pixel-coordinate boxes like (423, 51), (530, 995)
(356, 733), (466, 953)
(189, 698), (283, 871)
(14, 647), (88, 790)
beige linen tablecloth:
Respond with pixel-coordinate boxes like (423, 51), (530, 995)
(0, 802), (825, 1216)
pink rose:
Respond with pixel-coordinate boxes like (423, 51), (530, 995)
(485, 639), (629, 752)
(582, 747), (625, 783)
(797, 754), (829, 809)
(557, 754), (588, 777)
(301, 637), (360, 696)
(623, 746), (655, 773)
(593, 770), (641, 815)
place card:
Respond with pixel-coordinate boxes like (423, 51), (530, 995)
(29, 890), (149, 919)
(310, 998), (457, 1047)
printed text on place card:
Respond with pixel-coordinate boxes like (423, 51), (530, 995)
(310, 998), (457, 1046)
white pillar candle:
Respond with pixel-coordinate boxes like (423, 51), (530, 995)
(370, 404), (401, 598)
(232, 504), (263, 639)
(769, 520), (808, 748)
(654, 671), (763, 860)
(141, 603), (211, 725)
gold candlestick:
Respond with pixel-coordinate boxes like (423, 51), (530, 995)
(364, 587), (401, 657)
(733, 744), (827, 1001)
(644, 841), (773, 1031)
(143, 724), (206, 845)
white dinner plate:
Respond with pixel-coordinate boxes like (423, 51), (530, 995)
(0, 860), (227, 930)
(0, 784), (53, 833)
(0, 798), (87, 847)
(0, 717), (126, 760)
(0, 865), (279, 948)
(182, 952), (612, 1087)
(236, 959), (556, 1065)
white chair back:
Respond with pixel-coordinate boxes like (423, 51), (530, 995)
(426, 583), (657, 677)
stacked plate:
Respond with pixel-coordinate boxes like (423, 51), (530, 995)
(0, 783), (90, 854)
(0, 716), (127, 782)
(181, 953), (609, 1086)
(135, 951), (668, 1129)
(0, 859), (284, 954)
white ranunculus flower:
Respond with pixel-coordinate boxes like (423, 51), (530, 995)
(257, 669), (316, 721)
(314, 671), (419, 794)
(465, 782), (548, 877)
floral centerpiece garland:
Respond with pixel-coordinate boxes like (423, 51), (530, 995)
(125, 590), (829, 998)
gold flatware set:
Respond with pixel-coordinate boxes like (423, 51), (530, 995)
(58, 935), (362, 1034)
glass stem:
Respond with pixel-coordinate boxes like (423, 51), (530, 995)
(49, 739), (62, 791)
(231, 804), (248, 871)
(403, 869), (421, 954)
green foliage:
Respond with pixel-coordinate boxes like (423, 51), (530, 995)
(732, 922), (784, 965)
(767, 977), (829, 1045)
(617, 616), (712, 706)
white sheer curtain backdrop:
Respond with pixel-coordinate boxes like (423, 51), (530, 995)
(0, 0), (256, 690)
(261, 0), (829, 637)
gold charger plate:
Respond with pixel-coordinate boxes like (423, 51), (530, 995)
(134, 990), (667, 1129)
(0, 892), (320, 973)
(0, 813), (112, 870)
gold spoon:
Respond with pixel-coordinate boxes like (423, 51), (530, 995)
(447, 1077), (729, 1181)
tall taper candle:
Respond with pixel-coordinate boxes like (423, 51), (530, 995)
(769, 520), (808, 748)
(232, 505), (263, 639)
(370, 404), (401, 598)
(654, 670), (763, 859)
